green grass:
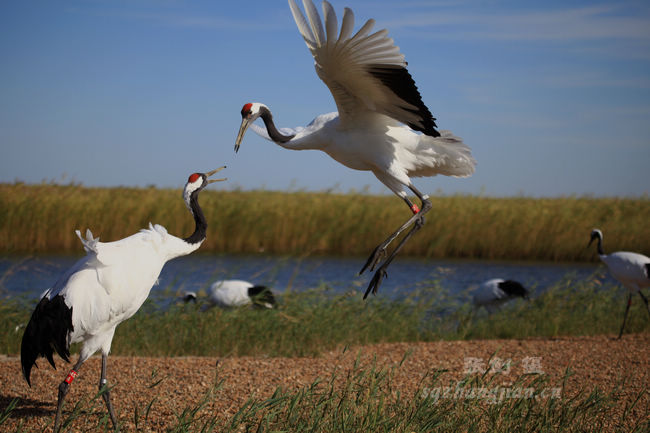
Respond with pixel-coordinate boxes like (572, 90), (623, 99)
(2, 276), (648, 358)
(1, 183), (648, 260)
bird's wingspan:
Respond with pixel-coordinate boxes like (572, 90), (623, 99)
(288, 0), (440, 137)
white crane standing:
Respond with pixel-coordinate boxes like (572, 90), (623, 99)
(183, 279), (276, 309)
(589, 229), (650, 339)
(472, 278), (529, 314)
(234, 0), (475, 298)
(20, 167), (226, 432)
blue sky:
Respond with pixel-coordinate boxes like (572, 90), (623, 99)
(1, 0), (649, 197)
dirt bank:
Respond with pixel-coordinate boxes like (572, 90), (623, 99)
(1, 333), (648, 432)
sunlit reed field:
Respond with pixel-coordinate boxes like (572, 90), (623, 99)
(2, 276), (648, 358)
(1, 183), (648, 260)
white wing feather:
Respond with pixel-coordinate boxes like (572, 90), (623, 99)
(338, 7), (354, 41)
(303, 0), (325, 46)
(288, 0), (439, 136)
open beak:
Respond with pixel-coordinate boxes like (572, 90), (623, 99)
(235, 117), (251, 153)
(207, 166), (227, 184)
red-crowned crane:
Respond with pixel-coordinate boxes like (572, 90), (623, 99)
(20, 167), (226, 432)
(589, 228), (650, 339)
(472, 278), (529, 314)
(184, 279), (276, 309)
(234, 0), (475, 298)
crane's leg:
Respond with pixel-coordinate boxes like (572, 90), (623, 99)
(617, 292), (632, 340)
(99, 353), (119, 431)
(638, 290), (650, 318)
(361, 186), (432, 298)
(53, 357), (86, 433)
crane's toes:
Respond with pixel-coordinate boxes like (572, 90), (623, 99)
(359, 245), (387, 275)
(363, 268), (388, 299)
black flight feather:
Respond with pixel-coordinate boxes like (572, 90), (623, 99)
(367, 66), (440, 137)
(21, 294), (73, 386)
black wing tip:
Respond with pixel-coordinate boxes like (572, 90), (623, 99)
(499, 280), (529, 298)
(248, 285), (277, 308)
(21, 359), (33, 387)
(368, 66), (441, 137)
(407, 120), (440, 137)
(21, 326), (39, 386)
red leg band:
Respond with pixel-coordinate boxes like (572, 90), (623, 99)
(410, 204), (420, 214)
(64, 370), (78, 384)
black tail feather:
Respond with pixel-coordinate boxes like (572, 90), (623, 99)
(645, 263), (650, 280)
(20, 294), (73, 386)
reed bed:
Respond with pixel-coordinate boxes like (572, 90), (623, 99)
(1, 183), (648, 260)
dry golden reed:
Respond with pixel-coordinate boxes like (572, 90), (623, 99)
(0, 182), (648, 261)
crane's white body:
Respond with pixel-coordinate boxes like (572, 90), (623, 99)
(206, 279), (275, 309)
(42, 226), (201, 361)
(598, 251), (650, 293)
(208, 279), (256, 308)
(251, 112), (473, 197)
(589, 228), (650, 339)
(472, 279), (526, 313)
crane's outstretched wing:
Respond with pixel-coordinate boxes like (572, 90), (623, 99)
(288, 0), (440, 137)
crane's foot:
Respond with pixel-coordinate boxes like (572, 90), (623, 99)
(363, 267), (388, 299)
(359, 244), (388, 275)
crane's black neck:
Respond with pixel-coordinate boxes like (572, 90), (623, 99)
(594, 235), (604, 255)
(184, 189), (207, 245)
(259, 106), (295, 143)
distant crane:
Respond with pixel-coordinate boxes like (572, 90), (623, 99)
(588, 228), (650, 339)
(234, 0), (475, 298)
(20, 167), (226, 432)
(472, 278), (529, 313)
(184, 279), (276, 309)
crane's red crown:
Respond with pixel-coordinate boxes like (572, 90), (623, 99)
(241, 103), (253, 116)
(188, 173), (201, 183)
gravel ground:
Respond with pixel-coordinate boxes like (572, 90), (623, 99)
(1, 333), (648, 432)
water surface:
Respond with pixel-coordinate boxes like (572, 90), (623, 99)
(0, 254), (606, 308)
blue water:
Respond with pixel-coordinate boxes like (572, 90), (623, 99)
(0, 254), (608, 307)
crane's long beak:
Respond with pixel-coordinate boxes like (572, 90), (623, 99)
(207, 166), (227, 184)
(235, 118), (250, 153)
(587, 236), (595, 249)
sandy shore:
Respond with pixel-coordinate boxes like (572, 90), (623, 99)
(1, 333), (648, 432)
